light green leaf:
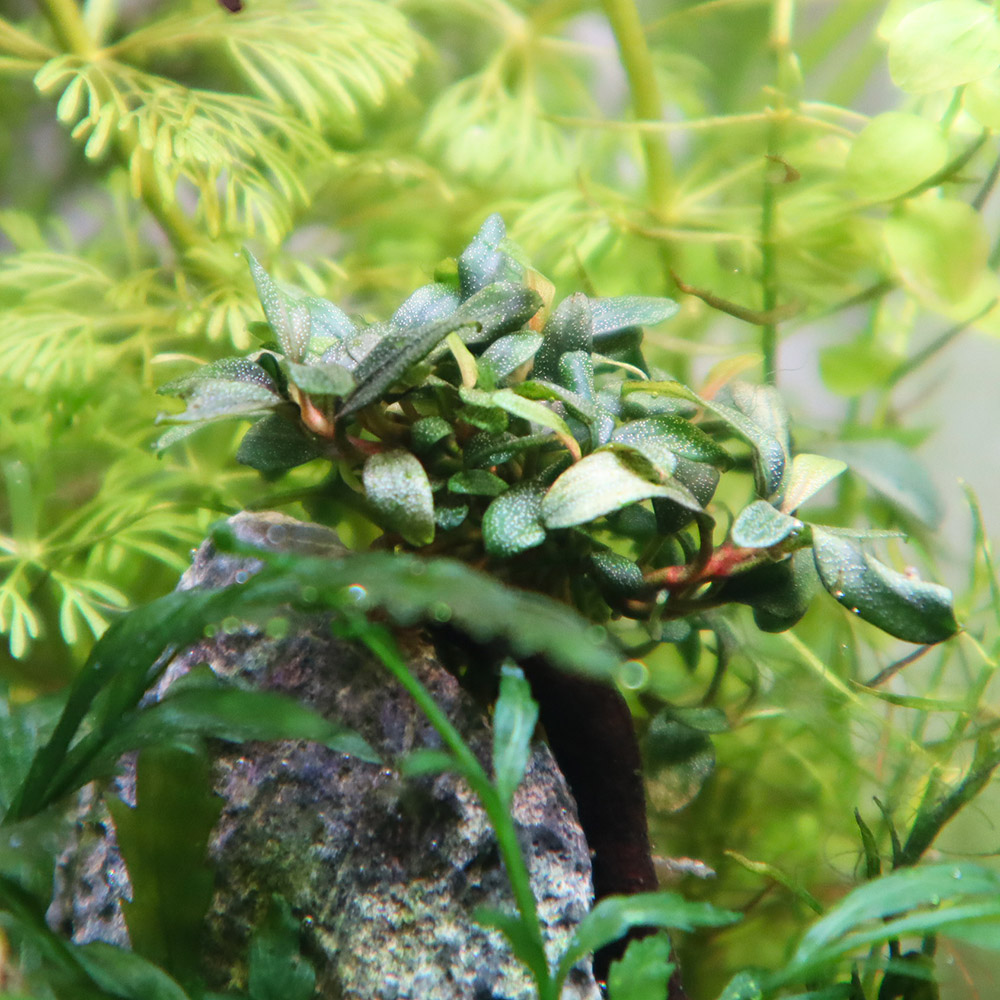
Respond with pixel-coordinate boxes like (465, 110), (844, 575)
(363, 450), (436, 546)
(731, 501), (802, 549)
(812, 527), (958, 643)
(467, 387), (579, 456)
(819, 340), (899, 397)
(541, 450), (701, 530)
(607, 934), (674, 1000)
(482, 483), (548, 558)
(888, 0), (1000, 93)
(556, 893), (740, 990)
(492, 665), (538, 806)
(75, 941), (193, 1000)
(245, 250), (312, 362)
(475, 907), (550, 987)
(884, 197), (989, 304)
(780, 454), (848, 513)
(846, 112), (948, 201)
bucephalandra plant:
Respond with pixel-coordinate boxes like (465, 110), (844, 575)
(158, 215), (960, 649)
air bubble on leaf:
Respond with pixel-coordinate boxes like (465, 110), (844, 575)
(222, 615), (242, 634)
(234, 569), (250, 584)
(345, 583), (369, 605)
(304, 915), (315, 927)
(617, 659), (649, 690)
(432, 602), (453, 622)
(204, 624), (218, 638)
(301, 585), (318, 603)
(833, 589), (845, 599)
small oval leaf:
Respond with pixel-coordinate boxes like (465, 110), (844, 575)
(362, 450), (436, 546)
(731, 501), (802, 549)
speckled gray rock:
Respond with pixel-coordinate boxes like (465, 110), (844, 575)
(50, 512), (600, 1000)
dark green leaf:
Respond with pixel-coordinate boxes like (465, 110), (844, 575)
(448, 469), (507, 496)
(157, 358), (282, 424)
(542, 451), (701, 530)
(455, 282), (542, 346)
(109, 744), (222, 983)
(82, 679), (379, 779)
(825, 440), (942, 529)
(588, 548), (646, 598)
(557, 350), (595, 400)
(434, 502), (469, 531)
(607, 934), (674, 1000)
(492, 665), (538, 805)
(556, 892), (740, 988)
(465, 431), (554, 468)
(731, 501), (802, 548)
(245, 250), (311, 362)
(612, 415), (731, 469)
(458, 214), (523, 297)
(363, 450), (436, 546)
(482, 483), (547, 558)
(644, 709), (716, 814)
(463, 387), (578, 451)
(727, 551), (819, 633)
(457, 403), (509, 433)
(812, 528), (958, 643)
(590, 296), (679, 337)
(725, 381), (791, 466)
(237, 414), (323, 473)
(533, 293), (594, 380)
(247, 894), (316, 1000)
(718, 970), (765, 1000)
(281, 359), (354, 397)
(624, 381), (785, 496)
(478, 331), (543, 384)
(411, 416), (453, 454)
(302, 294), (357, 348)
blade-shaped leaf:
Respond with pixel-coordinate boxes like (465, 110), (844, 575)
(812, 527), (958, 643)
(245, 250), (311, 362)
(492, 665), (538, 805)
(108, 744), (222, 983)
(731, 501), (802, 549)
(542, 451), (701, 530)
(463, 387), (580, 457)
(391, 282), (461, 330)
(363, 450), (436, 546)
(482, 483), (548, 558)
(474, 907), (550, 987)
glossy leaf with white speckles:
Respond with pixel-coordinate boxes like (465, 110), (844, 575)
(590, 296), (679, 339)
(156, 357), (283, 425)
(731, 501), (802, 549)
(780, 453), (848, 513)
(541, 451), (702, 530)
(479, 331), (543, 385)
(362, 450), (435, 546)
(482, 483), (547, 557)
(533, 293), (593, 380)
(812, 527), (958, 643)
(244, 250), (312, 362)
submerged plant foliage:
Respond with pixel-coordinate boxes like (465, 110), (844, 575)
(159, 216), (958, 648)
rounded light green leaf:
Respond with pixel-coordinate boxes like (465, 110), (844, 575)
(846, 112), (948, 201)
(812, 528), (959, 643)
(731, 501), (802, 549)
(964, 74), (1000, 128)
(888, 0), (1000, 94)
(541, 451), (701, 530)
(884, 197), (989, 304)
(362, 450), (435, 546)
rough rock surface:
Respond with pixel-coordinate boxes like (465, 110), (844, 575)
(49, 512), (600, 1000)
